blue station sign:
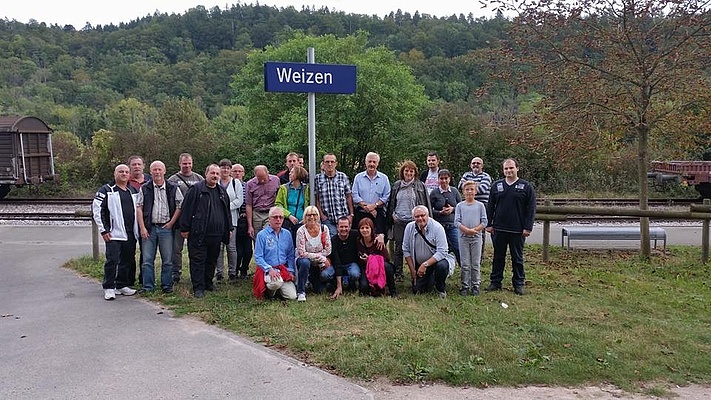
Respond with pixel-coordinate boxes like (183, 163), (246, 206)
(264, 62), (357, 94)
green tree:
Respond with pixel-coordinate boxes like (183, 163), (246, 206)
(231, 32), (430, 177)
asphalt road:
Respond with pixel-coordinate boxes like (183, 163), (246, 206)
(0, 225), (372, 399)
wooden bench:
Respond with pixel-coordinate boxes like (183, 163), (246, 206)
(561, 226), (667, 250)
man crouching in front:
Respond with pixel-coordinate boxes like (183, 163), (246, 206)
(252, 206), (297, 300)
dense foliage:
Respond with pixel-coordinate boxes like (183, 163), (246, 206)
(1, 3), (709, 195)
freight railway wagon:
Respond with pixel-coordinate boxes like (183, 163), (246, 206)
(649, 160), (711, 199)
(0, 116), (58, 200)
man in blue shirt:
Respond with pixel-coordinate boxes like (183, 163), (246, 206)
(352, 152), (391, 235)
(254, 207), (297, 300)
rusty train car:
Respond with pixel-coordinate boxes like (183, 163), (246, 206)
(0, 116), (58, 200)
(649, 160), (711, 199)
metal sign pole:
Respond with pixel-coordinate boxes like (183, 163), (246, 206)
(307, 47), (316, 206)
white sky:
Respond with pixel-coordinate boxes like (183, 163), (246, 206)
(2, 1), (494, 28)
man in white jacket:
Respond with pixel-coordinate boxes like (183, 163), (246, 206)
(92, 164), (139, 300)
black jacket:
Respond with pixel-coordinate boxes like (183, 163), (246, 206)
(179, 181), (232, 244)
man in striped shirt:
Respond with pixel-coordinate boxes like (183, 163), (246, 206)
(458, 157), (492, 263)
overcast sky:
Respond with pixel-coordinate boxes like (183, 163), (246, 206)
(3, 1), (494, 28)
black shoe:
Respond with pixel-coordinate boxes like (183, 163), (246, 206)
(484, 284), (502, 292)
(239, 273), (249, 280)
(394, 273), (404, 283)
(194, 290), (205, 298)
(162, 287), (173, 294)
(459, 288), (469, 296)
(471, 286), (480, 296)
(206, 285), (216, 292)
(228, 274), (237, 282)
(173, 276), (181, 284)
(514, 286), (525, 295)
(216, 275), (223, 283)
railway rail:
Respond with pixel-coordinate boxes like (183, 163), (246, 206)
(1, 197), (93, 206)
(0, 212), (91, 221)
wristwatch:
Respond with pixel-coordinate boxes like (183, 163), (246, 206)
(423, 261), (429, 267)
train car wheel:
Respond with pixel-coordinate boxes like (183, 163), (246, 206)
(695, 183), (711, 199)
(0, 185), (10, 200)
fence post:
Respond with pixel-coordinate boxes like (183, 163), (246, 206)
(542, 199), (551, 262)
(703, 199), (709, 264)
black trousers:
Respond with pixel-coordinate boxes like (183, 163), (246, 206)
(490, 231), (525, 288)
(359, 260), (397, 296)
(235, 233), (253, 276)
(102, 238), (137, 289)
(187, 235), (222, 292)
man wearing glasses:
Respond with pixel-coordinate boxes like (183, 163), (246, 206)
(253, 207), (297, 300)
(315, 153), (354, 235)
(458, 157), (492, 262)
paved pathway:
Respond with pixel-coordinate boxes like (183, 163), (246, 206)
(0, 225), (371, 399)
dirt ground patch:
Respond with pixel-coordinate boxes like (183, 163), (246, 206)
(364, 380), (710, 399)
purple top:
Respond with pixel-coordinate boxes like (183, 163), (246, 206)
(245, 174), (280, 210)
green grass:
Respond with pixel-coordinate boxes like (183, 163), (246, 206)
(64, 245), (711, 393)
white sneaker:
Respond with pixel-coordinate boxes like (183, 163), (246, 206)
(104, 289), (116, 300)
(297, 293), (306, 302)
(116, 287), (137, 296)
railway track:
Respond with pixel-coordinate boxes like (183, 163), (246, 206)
(0, 212), (92, 221)
(1, 197), (93, 206)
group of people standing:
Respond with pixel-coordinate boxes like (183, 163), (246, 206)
(92, 150), (536, 302)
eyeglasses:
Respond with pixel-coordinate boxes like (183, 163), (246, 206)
(270, 215), (284, 219)
(471, 162), (481, 165)
(305, 213), (318, 217)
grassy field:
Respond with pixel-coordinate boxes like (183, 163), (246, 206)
(66, 245), (711, 396)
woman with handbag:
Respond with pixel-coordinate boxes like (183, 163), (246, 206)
(357, 218), (397, 297)
(386, 160), (431, 282)
(275, 165), (310, 245)
(295, 206), (331, 301)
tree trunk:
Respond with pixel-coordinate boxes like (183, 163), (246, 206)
(638, 126), (651, 260)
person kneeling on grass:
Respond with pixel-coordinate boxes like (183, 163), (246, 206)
(253, 207), (297, 300)
(403, 205), (453, 298)
(295, 206), (332, 302)
(356, 218), (397, 297)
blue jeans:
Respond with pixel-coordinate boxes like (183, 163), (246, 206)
(141, 225), (174, 291)
(341, 262), (361, 290)
(443, 223), (461, 266)
(323, 219), (338, 239)
(296, 257), (335, 294)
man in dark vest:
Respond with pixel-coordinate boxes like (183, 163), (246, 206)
(136, 160), (183, 293)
